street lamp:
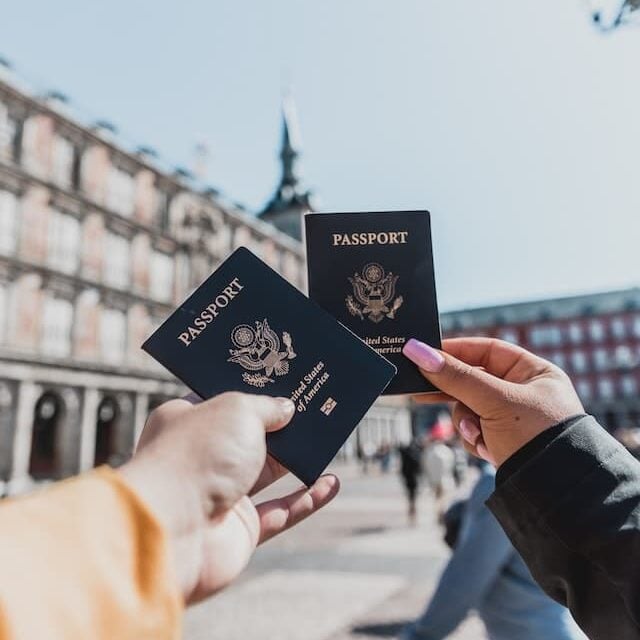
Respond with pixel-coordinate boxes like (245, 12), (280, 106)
(588, 0), (640, 31)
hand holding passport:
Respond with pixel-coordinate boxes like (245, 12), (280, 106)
(143, 210), (441, 486)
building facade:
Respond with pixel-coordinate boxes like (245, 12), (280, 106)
(440, 288), (640, 431)
(0, 69), (307, 495)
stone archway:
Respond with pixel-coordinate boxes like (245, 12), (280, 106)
(94, 395), (120, 467)
(29, 390), (64, 480)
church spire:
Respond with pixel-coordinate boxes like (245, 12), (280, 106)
(259, 94), (314, 240)
(280, 94), (302, 189)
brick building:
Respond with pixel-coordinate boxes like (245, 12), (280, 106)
(440, 288), (640, 431)
(0, 64), (412, 494)
(0, 66), (310, 495)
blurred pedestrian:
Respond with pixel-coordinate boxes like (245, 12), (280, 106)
(400, 459), (585, 640)
(424, 415), (456, 520)
(398, 437), (424, 525)
(378, 442), (393, 473)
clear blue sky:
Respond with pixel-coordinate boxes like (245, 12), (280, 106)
(3, 1), (639, 311)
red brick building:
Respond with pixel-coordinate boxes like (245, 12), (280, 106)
(440, 288), (640, 431)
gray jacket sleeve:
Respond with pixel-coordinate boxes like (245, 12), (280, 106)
(487, 415), (640, 640)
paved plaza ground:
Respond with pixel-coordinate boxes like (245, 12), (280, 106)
(184, 461), (486, 640)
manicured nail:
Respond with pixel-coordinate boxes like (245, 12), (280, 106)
(459, 418), (480, 445)
(402, 339), (445, 373)
(277, 397), (295, 417)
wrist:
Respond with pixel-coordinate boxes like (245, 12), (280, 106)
(118, 455), (205, 602)
(118, 453), (205, 540)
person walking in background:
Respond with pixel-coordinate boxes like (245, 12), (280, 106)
(398, 437), (424, 525)
(400, 458), (585, 640)
(423, 415), (456, 521)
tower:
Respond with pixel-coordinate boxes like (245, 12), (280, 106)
(259, 95), (314, 240)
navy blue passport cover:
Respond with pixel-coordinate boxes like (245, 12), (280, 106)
(142, 247), (396, 486)
(305, 211), (442, 395)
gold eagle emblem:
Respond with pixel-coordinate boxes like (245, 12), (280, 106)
(227, 319), (296, 388)
(346, 262), (403, 323)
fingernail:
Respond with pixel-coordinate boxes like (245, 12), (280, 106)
(277, 397), (295, 416)
(402, 339), (445, 373)
(459, 418), (480, 445)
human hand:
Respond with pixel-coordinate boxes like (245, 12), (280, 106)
(403, 337), (584, 467)
(119, 392), (340, 604)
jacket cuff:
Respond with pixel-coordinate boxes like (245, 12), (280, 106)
(487, 415), (627, 529)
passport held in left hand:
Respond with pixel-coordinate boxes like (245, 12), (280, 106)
(142, 247), (396, 486)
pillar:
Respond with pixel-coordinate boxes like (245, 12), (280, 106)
(78, 387), (100, 472)
(133, 392), (149, 449)
(9, 380), (40, 492)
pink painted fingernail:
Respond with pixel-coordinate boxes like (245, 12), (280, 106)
(459, 418), (480, 445)
(402, 339), (445, 373)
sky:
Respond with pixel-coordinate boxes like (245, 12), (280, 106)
(2, 1), (640, 311)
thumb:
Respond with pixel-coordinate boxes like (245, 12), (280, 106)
(403, 339), (509, 416)
(211, 392), (296, 433)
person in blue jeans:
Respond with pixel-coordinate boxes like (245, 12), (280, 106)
(400, 461), (585, 640)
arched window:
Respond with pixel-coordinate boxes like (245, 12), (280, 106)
(29, 391), (63, 479)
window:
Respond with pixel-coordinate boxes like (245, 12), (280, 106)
(154, 188), (171, 229)
(568, 322), (583, 344)
(0, 104), (21, 163)
(100, 308), (126, 363)
(615, 345), (634, 369)
(103, 233), (129, 289)
(593, 348), (609, 371)
(571, 350), (588, 374)
(551, 352), (566, 369)
(41, 296), (73, 357)
(106, 164), (135, 217)
(621, 376), (638, 397)
(0, 190), (19, 255)
(52, 135), (75, 188)
(576, 380), (592, 401)
(529, 325), (562, 348)
(610, 317), (627, 341)
(499, 329), (519, 344)
(598, 377), (614, 400)
(48, 209), (80, 273)
(150, 251), (174, 302)
(548, 325), (562, 346)
(589, 320), (605, 343)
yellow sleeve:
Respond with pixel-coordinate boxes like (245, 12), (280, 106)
(0, 467), (182, 640)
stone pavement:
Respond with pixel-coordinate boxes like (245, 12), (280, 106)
(184, 462), (487, 640)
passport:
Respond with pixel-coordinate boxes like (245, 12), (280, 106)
(142, 247), (396, 486)
(305, 210), (441, 395)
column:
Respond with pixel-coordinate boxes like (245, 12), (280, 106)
(133, 392), (149, 448)
(0, 380), (18, 481)
(78, 387), (100, 472)
(9, 380), (40, 492)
